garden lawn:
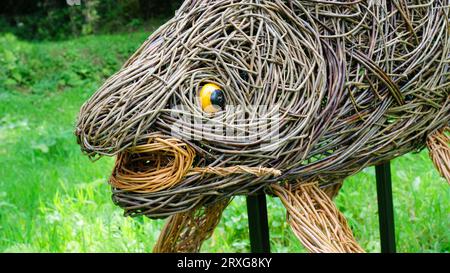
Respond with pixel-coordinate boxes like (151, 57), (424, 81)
(0, 29), (448, 253)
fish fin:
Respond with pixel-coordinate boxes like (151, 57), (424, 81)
(427, 126), (450, 184)
(271, 183), (364, 253)
(153, 198), (230, 253)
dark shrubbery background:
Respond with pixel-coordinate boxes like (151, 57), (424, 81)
(0, 0), (183, 40)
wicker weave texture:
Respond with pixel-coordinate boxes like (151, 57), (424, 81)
(76, 0), (450, 218)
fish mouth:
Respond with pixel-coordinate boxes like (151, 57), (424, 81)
(110, 134), (282, 194)
(108, 134), (282, 218)
(110, 135), (196, 194)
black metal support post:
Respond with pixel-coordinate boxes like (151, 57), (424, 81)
(246, 193), (271, 253)
(245, 164), (396, 254)
(375, 161), (397, 253)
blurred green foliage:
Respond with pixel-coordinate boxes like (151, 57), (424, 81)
(0, 0), (182, 40)
(0, 26), (166, 94)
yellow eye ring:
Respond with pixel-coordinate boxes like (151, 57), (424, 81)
(199, 83), (225, 113)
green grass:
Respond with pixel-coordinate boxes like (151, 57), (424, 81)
(0, 30), (449, 253)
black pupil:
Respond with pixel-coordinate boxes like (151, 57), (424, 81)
(210, 89), (225, 109)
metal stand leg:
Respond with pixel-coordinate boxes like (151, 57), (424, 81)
(375, 161), (397, 253)
(246, 193), (271, 253)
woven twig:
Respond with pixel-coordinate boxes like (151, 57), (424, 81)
(427, 127), (450, 184)
(153, 197), (230, 253)
(272, 183), (364, 253)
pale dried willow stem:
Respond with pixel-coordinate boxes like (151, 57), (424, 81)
(190, 166), (281, 177)
(427, 127), (450, 184)
(272, 183), (364, 253)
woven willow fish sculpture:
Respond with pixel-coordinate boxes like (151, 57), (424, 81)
(75, 0), (450, 253)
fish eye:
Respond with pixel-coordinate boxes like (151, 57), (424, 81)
(199, 83), (225, 113)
